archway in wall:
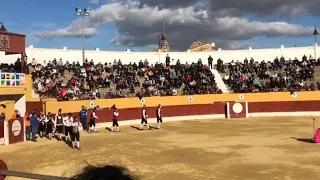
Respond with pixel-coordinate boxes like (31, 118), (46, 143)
(0, 22), (26, 72)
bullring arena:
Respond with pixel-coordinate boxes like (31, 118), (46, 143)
(2, 94), (320, 180)
(1, 25), (320, 180)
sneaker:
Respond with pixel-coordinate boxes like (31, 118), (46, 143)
(76, 147), (81, 150)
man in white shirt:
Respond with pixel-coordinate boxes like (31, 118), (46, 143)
(71, 117), (82, 150)
(43, 60), (47, 67)
(224, 74), (229, 81)
(172, 88), (178, 96)
(31, 58), (37, 66)
(64, 113), (74, 142)
(58, 59), (63, 66)
(111, 108), (120, 132)
(140, 105), (150, 130)
(89, 107), (99, 133)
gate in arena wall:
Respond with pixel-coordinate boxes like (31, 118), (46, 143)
(8, 118), (24, 145)
(0, 120), (4, 139)
(0, 119), (25, 145)
(226, 102), (248, 119)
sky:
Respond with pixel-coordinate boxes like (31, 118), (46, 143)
(1, 0), (320, 51)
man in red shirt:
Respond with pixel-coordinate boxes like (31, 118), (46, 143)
(111, 108), (120, 132)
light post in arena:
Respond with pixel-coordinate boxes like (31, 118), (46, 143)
(313, 27), (318, 60)
(75, 7), (91, 64)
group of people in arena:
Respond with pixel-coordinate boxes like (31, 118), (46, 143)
(24, 104), (163, 149)
(25, 109), (84, 150)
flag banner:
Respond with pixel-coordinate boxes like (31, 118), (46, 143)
(0, 73), (26, 87)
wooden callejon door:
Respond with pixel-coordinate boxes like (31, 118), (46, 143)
(8, 118), (24, 144)
(0, 120), (4, 139)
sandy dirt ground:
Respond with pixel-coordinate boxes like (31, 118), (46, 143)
(1, 116), (320, 180)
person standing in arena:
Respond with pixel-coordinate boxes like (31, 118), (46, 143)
(46, 112), (54, 140)
(64, 113), (74, 142)
(24, 112), (31, 141)
(140, 105), (150, 130)
(156, 104), (163, 129)
(79, 106), (88, 131)
(111, 108), (120, 132)
(30, 112), (39, 142)
(71, 117), (82, 150)
(88, 107), (99, 133)
(55, 109), (64, 141)
(39, 110), (46, 138)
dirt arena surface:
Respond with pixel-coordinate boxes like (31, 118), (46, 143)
(1, 116), (320, 180)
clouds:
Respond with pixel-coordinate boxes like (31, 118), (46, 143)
(138, 0), (320, 19)
(89, 0), (100, 4)
(207, 0), (320, 19)
(136, 0), (199, 9)
(30, 0), (317, 50)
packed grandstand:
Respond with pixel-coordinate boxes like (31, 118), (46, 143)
(2, 54), (320, 101)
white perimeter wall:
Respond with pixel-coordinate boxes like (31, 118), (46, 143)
(0, 44), (318, 65)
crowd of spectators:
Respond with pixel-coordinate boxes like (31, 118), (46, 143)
(29, 56), (220, 101)
(216, 55), (320, 93)
(31, 58), (104, 101)
(5, 53), (320, 100)
(0, 58), (22, 73)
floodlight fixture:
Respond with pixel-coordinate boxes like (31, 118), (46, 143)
(84, 8), (91, 16)
(75, 8), (82, 16)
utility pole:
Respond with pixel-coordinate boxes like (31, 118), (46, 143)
(75, 8), (91, 64)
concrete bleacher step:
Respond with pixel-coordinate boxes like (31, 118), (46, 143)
(314, 67), (320, 82)
(210, 69), (230, 94)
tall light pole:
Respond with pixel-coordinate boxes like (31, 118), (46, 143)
(75, 7), (91, 64)
(313, 26), (319, 60)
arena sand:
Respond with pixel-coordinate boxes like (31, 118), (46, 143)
(1, 116), (320, 180)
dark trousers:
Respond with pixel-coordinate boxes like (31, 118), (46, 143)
(32, 127), (37, 141)
(80, 117), (87, 130)
(26, 126), (31, 140)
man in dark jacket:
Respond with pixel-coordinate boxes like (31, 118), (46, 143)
(79, 106), (88, 131)
(208, 55), (213, 69)
(30, 112), (39, 142)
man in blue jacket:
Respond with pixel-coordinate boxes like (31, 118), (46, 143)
(30, 112), (39, 142)
(79, 106), (87, 131)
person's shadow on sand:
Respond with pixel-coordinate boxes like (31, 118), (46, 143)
(290, 137), (315, 144)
